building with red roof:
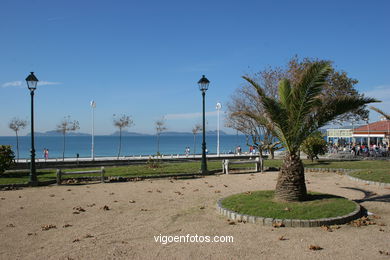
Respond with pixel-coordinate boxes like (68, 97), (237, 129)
(353, 119), (390, 145)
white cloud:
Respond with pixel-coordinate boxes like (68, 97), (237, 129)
(165, 111), (221, 120)
(1, 80), (61, 88)
(38, 81), (61, 86)
(2, 81), (22, 87)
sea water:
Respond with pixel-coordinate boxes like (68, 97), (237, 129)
(0, 135), (249, 159)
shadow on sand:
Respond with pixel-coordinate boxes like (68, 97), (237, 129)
(341, 186), (390, 203)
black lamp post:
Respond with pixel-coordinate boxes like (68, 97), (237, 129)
(198, 75), (210, 174)
(26, 72), (38, 184)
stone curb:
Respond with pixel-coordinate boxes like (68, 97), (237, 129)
(216, 197), (362, 227)
(347, 174), (390, 187)
(304, 167), (355, 174)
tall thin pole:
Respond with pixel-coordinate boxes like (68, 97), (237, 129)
(29, 90), (37, 183)
(201, 91), (208, 174)
(216, 102), (221, 156)
(91, 101), (96, 160)
(367, 120), (370, 147)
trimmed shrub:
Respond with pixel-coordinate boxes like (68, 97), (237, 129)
(0, 145), (15, 174)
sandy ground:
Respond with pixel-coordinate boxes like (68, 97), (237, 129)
(1, 171), (390, 260)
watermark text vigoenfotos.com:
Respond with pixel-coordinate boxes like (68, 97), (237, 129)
(154, 234), (234, 245)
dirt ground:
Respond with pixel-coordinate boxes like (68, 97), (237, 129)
(1, 171), (390, 260)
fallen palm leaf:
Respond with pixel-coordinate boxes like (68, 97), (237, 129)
(272, 222), (285, 228)
(309, 245), (323, 251)
(41, 224), (56, 231)
(379, 250), (390, 255)
(73, 206), (85, 212)
(321, 225), (333, 232)
(227, 220), (236, 225)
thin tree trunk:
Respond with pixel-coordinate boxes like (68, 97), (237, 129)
(193, 134), (196, 157)
(117, 128), (122, 159)
(157, 133), (160, 155)
(274, 153), (307, 202)
(15, 131), (19, 161)
(62, 132), (66, 161)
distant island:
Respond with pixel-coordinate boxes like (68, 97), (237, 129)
(26, 130), (229, 137)
(110, 130), (228, 136)
(26, 130), (91, 137)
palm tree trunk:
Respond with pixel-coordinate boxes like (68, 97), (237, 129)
(117, 128), (122, 159)
(274, 153), (307, 202)
(15, 131), (19, 161)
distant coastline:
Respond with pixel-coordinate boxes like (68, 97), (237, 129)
(24, 130), (230, 137)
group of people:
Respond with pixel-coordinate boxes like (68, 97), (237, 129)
(329, 142), (390, 157)
(350, 143), (389, 157)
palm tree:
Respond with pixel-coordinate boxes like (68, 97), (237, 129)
(370, 106), (390, 120)
(243, 61), (378, 202)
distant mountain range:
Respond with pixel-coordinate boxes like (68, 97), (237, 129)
(26, 130), (228, 137)
(110, 130), (228, 136)
(27, 130), (91, 137)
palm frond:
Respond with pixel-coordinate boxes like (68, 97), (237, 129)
(315, 96), (380, 130)
(278, 79), (292, 110)
(242, 76), (292, 151)
(291, 62), (332, 120)
(370, 106), (390, 120)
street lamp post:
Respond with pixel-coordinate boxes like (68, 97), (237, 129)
(216, 102), (221, 156)
(26, 72), (38, 185)
(198, 75), (210, 174)
(90, 100), (96, 160)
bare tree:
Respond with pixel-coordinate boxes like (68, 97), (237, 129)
(155, 118), (167, 155)
(192, 124), (202, 157)
(56, 116), (80, 161)
(8, 118), (27, 161)
(226, 66), (284, 158)
(113, 114), (134, 159)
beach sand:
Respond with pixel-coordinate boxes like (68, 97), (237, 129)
(1, 171), (389, 259)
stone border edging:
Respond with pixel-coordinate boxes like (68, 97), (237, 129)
(304, 167), (354, 173)
(216, 197), (362, 227)
(347, 174), (390, 187)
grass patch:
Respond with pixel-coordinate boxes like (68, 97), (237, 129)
(0, 161), (223, 185)
(221, 190), (356, 220)
(1, 159), (389, 185)
(350, 169), (390, 183)
(264, 159), (390, 169)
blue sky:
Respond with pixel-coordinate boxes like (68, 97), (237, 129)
(1, 0), (389, 136)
